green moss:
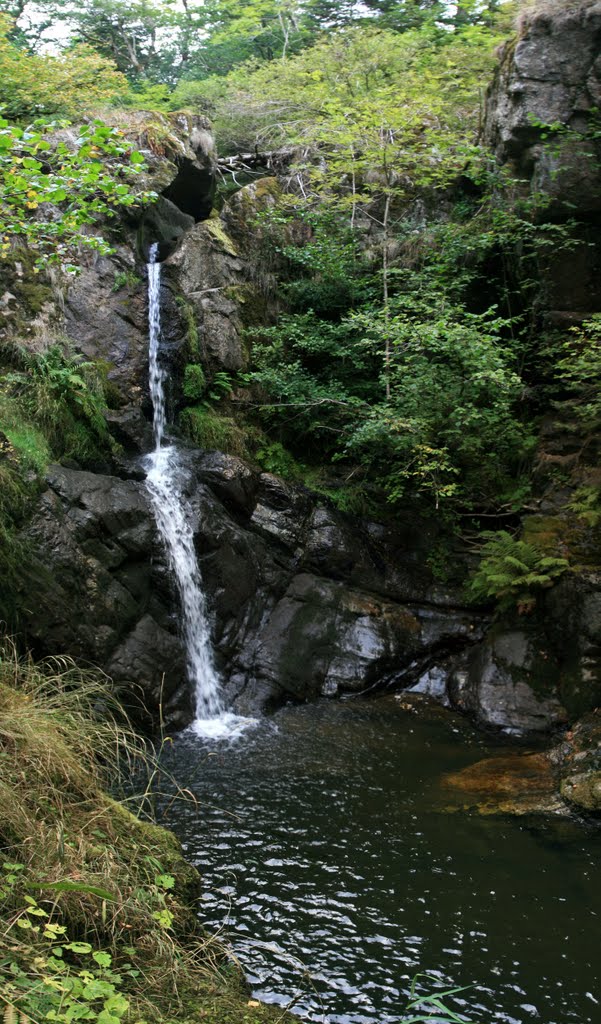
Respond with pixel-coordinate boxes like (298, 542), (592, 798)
(205, 215), (239, 256)
(175, 297), (200, 359)
(14, 279), (54, 315)
(179, 407), (257, 458)
(522, 515), (565, 555)
(182, 363), (207, 401)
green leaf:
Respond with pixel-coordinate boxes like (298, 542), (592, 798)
(104, 994), (129, 1016)
(154, 873), (175, 890)
(64, 941), (93, 954)
(92, 951), (112, 968)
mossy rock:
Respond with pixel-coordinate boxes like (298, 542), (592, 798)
(179, 407), (261, 460)
(205, 215), (239, 257)
(560, 771), (601, 812)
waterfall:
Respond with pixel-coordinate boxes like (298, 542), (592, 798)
(144, 244), (247, 738)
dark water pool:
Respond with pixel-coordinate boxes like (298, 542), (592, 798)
(159, 697), (599, 1024)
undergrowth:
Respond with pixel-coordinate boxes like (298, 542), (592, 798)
(1, 342), (114, 466)
(0, 639), (294, 1024)
(0, 339), (119, 625)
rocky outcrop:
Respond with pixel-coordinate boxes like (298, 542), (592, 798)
(19, 451), (485, 725)
(449, 625), (568, 733)
(163, 218), (250, 374)
(559, 710), (601, 811)
(21, 464), (192, 726)
(43, 115), (219, 446)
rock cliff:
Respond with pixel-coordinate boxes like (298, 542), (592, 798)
(484, 0), (601, 321)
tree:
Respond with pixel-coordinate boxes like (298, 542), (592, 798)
(0, 13), (127, 120)
(9, 0), (212, 84)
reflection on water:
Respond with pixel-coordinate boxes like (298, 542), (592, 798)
(159, 697), (600, 1024)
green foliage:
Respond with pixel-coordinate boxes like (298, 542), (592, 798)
(254, 440), (303, 479)
(554, 316), (601, 428)
(0, 13), (127, 121)
(468, 530), (569, 612)
(402, 973), (473, 1023)
(182, 363), (207, 402)
(247, 292), (532, 512)
(1, 344), (113, 464)
(179, 407), (254, 457)
(112, 269), (141, 292)
(566, 486), (601, 527)
(0, 879), (135, 1024)
(195, 21), (502, 164)
(204, 370), (234, 404)
(0, 116), (155, 271)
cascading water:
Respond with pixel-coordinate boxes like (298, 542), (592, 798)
(144, 243), (249, 739)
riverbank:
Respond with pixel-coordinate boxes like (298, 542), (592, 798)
(0, 642), (295, 1024)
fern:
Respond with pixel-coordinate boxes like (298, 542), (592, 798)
(469, 530), (569, 612)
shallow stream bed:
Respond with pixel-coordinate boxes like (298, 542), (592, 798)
(160, 697), (599, 1024)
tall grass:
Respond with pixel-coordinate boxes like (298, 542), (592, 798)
(0, 640), (232, 1019)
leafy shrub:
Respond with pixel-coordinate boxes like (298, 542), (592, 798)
(554, 316), (601, 429)
(567, 486), (601, 527)
(0, 13), (126, 121)
(255, 440), (303, 479)
(247, 298), (532, 513)
(469, 530), (569, 612)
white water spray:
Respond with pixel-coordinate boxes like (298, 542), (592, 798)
(144, 244), (249, 739)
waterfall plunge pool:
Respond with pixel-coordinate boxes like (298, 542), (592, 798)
(159, 696), (599, 1024)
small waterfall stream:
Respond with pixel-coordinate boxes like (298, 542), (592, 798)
(144, 244), (248, 738)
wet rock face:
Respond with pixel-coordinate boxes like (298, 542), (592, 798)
(163, 219), (248, 373)
(21, 453), (484, 724)
(449, 627), (568, 734)
(23, 450), (586, 735)
(183, 453), (486, 713)
(56, 115), (218, 447)
(544, 570), (601, 717)
(556, 710), (601, 813)
(484, 5), (601, 204)
(22, 465), (192, 727)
